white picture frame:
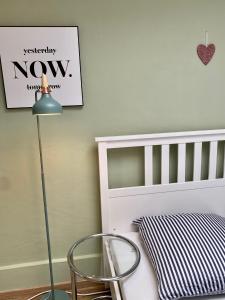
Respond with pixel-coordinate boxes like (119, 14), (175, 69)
(0, 26), (83, 108)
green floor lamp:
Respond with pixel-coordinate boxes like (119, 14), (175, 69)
(32, 74), (69, 300)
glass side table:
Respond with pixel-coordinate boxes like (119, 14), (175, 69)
(67, 233), (141, 300)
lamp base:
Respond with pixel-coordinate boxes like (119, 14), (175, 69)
(40, 290), (70, 300)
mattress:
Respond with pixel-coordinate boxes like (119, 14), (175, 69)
(109, 232), (225, 300)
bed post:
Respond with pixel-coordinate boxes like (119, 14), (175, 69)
(97, 142), (110, 233)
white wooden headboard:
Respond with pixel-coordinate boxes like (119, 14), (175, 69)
(95, 129), (225, 233)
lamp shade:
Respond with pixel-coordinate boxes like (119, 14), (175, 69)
(32, 92), (63, 116)
(32, 74), (63, 116)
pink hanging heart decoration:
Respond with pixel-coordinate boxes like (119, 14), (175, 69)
(197, 44), (215, 65)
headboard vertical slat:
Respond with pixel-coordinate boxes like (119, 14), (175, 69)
(161, 145), (169, 184)
(193, 142), (202, 181)
(208, 141), (218, 179)
(144, 145), (153, 185)
(177, 143), (186, 183)
(223, 143), (225, 178)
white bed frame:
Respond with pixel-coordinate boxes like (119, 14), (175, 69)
(95, 129), (225, 299)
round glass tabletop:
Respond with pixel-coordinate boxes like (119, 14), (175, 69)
(67, 233), (140, 282)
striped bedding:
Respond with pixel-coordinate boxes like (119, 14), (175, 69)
(134, 213), (225, 300)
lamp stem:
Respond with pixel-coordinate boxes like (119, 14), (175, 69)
(35, 90), (55, 300)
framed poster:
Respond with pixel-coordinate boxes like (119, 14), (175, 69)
(0, 26), (83, 108)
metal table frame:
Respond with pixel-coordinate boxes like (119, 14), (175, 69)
(67, 233), (140, 300)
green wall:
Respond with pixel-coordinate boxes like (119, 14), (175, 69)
(1, 0), (225, 291)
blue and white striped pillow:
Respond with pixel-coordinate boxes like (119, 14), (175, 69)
(133, 213), (225, 300)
